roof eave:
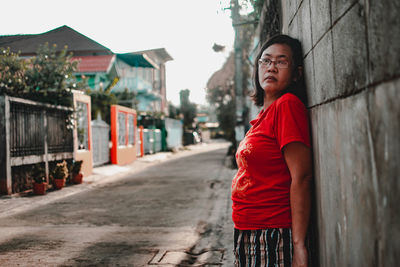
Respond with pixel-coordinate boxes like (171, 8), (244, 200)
(116, 53), (158, 69)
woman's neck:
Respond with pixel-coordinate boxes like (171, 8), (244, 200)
(263, 91), (283, 110)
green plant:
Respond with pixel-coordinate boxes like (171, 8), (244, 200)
(168, 101), (181, 119)
(71, 160), (83, 175)
(24, 43), (77, 106)
(179, 89), (197, 130)
(86, 87), (117, 125)
(51, 160), (69, 180)
(1, 43), (80, 130)
(0, 48), (28, 96)
(1, 43), (79, 107)
(115, 88), (138, 110)
(31, 164), (46, 184)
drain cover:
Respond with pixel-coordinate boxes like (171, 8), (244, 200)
(149, 249), (224, 265)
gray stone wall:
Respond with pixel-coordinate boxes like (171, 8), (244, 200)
(281, 0), (400, 266)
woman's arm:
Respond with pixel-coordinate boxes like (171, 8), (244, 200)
(283, 141), (313, 267)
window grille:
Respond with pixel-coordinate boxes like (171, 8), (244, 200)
(128, 114), (135, 145)
(118, 112), (126, 146)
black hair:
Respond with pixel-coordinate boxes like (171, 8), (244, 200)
(251, 34), (307, 106)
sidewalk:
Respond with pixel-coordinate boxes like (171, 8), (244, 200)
(0, 141), (231, 219)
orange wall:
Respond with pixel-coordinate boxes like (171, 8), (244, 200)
(116, 146), (136, 165)
(110, 105), (137, 165)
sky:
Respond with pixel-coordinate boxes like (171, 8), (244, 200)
(0, 0), (235, 106)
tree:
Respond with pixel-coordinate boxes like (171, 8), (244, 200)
(86, 87), (117, 124)
(168, 101), (181, 119)
(209, 1), (259, 141)
(114, 88), (138, 110)
(206, 53), (236, 142)
(26, 44), (76, 91)
(238, 0), (264, 18)
(0, 48), (28, 96)
(179, 89), (197, 130)
(0, 43), (79, 107)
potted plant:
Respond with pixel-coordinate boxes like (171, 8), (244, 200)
(51, 160), (68, 190)
(32, 164), (47, 195)
(71, 160), (83, 184)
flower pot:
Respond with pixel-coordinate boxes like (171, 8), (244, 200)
(33, 182), (47, 195)
(72, 173), (83, 184)
(53, 178), (65, 190)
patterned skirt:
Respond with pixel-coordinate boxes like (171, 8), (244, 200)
(234, 228), (293, 267)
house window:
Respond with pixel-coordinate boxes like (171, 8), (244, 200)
(137, 67), (143, 80)
(77, 102), (88, 150)
(154, 69), (161, 90)
(146, 68), (152, 83)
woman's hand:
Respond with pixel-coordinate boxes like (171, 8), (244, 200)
(293, 243), (308, 267)
(283, 141), (312, 267)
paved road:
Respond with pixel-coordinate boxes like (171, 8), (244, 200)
(0, 142), (237, 266)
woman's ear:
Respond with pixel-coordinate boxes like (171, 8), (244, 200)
(293, 66), (303, 82)
(298, 66), (303, 78)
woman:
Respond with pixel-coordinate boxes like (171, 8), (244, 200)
(232, 34), (312, 267)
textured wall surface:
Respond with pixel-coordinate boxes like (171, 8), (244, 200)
(281, 0), (400, 266)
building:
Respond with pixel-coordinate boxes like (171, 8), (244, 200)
(111, 49), (172, 114)
(0, 25), (172, 114)
(0, 25), (112, 57)
(131, 48), (173, 114)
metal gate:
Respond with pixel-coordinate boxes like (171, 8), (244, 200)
(91, 116), (110, 166)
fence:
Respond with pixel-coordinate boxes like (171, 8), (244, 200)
(91, 115), (110, 167)
(141, 128), (163, 155)
(135, 118), (182, 157)
(0, 95), (73, 194)
(164, 118), (183, 150)
(154, 129), (162, 152)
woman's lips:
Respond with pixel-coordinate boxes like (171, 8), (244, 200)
(265, 76), (277, 82)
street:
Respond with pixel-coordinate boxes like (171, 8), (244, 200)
(0, 142), (237, 267)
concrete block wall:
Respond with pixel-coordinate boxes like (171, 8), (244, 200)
(281, 0), (400, 266)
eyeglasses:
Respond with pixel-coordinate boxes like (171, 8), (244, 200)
(258, 58), (290, 69)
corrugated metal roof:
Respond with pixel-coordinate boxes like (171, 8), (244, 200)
(72, 55), (115, 73)
(0, 25), (112, 56)
(133, 48), (173, 62)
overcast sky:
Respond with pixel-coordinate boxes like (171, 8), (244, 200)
(0, 0), (235, 106)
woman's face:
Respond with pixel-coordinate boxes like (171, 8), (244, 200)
(258, 43), (295, 96)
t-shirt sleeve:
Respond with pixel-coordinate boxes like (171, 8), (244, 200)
(275, 96), (311, 150)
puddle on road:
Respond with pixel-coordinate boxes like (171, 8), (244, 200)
(149, 249), (224, 266)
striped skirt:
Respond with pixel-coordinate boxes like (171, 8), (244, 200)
(233, 228), (293, 267)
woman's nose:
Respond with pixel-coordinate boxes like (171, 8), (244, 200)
(267, 63), (277, 72)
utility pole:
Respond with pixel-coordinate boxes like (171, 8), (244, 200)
(231, 0), (245, 144)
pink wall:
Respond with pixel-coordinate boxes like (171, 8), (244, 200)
(73, 92), (93, 176)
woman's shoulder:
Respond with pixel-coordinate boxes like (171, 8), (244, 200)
(276, 93), (304, 107)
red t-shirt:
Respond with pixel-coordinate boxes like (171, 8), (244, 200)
(232, 93), (310, 230)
